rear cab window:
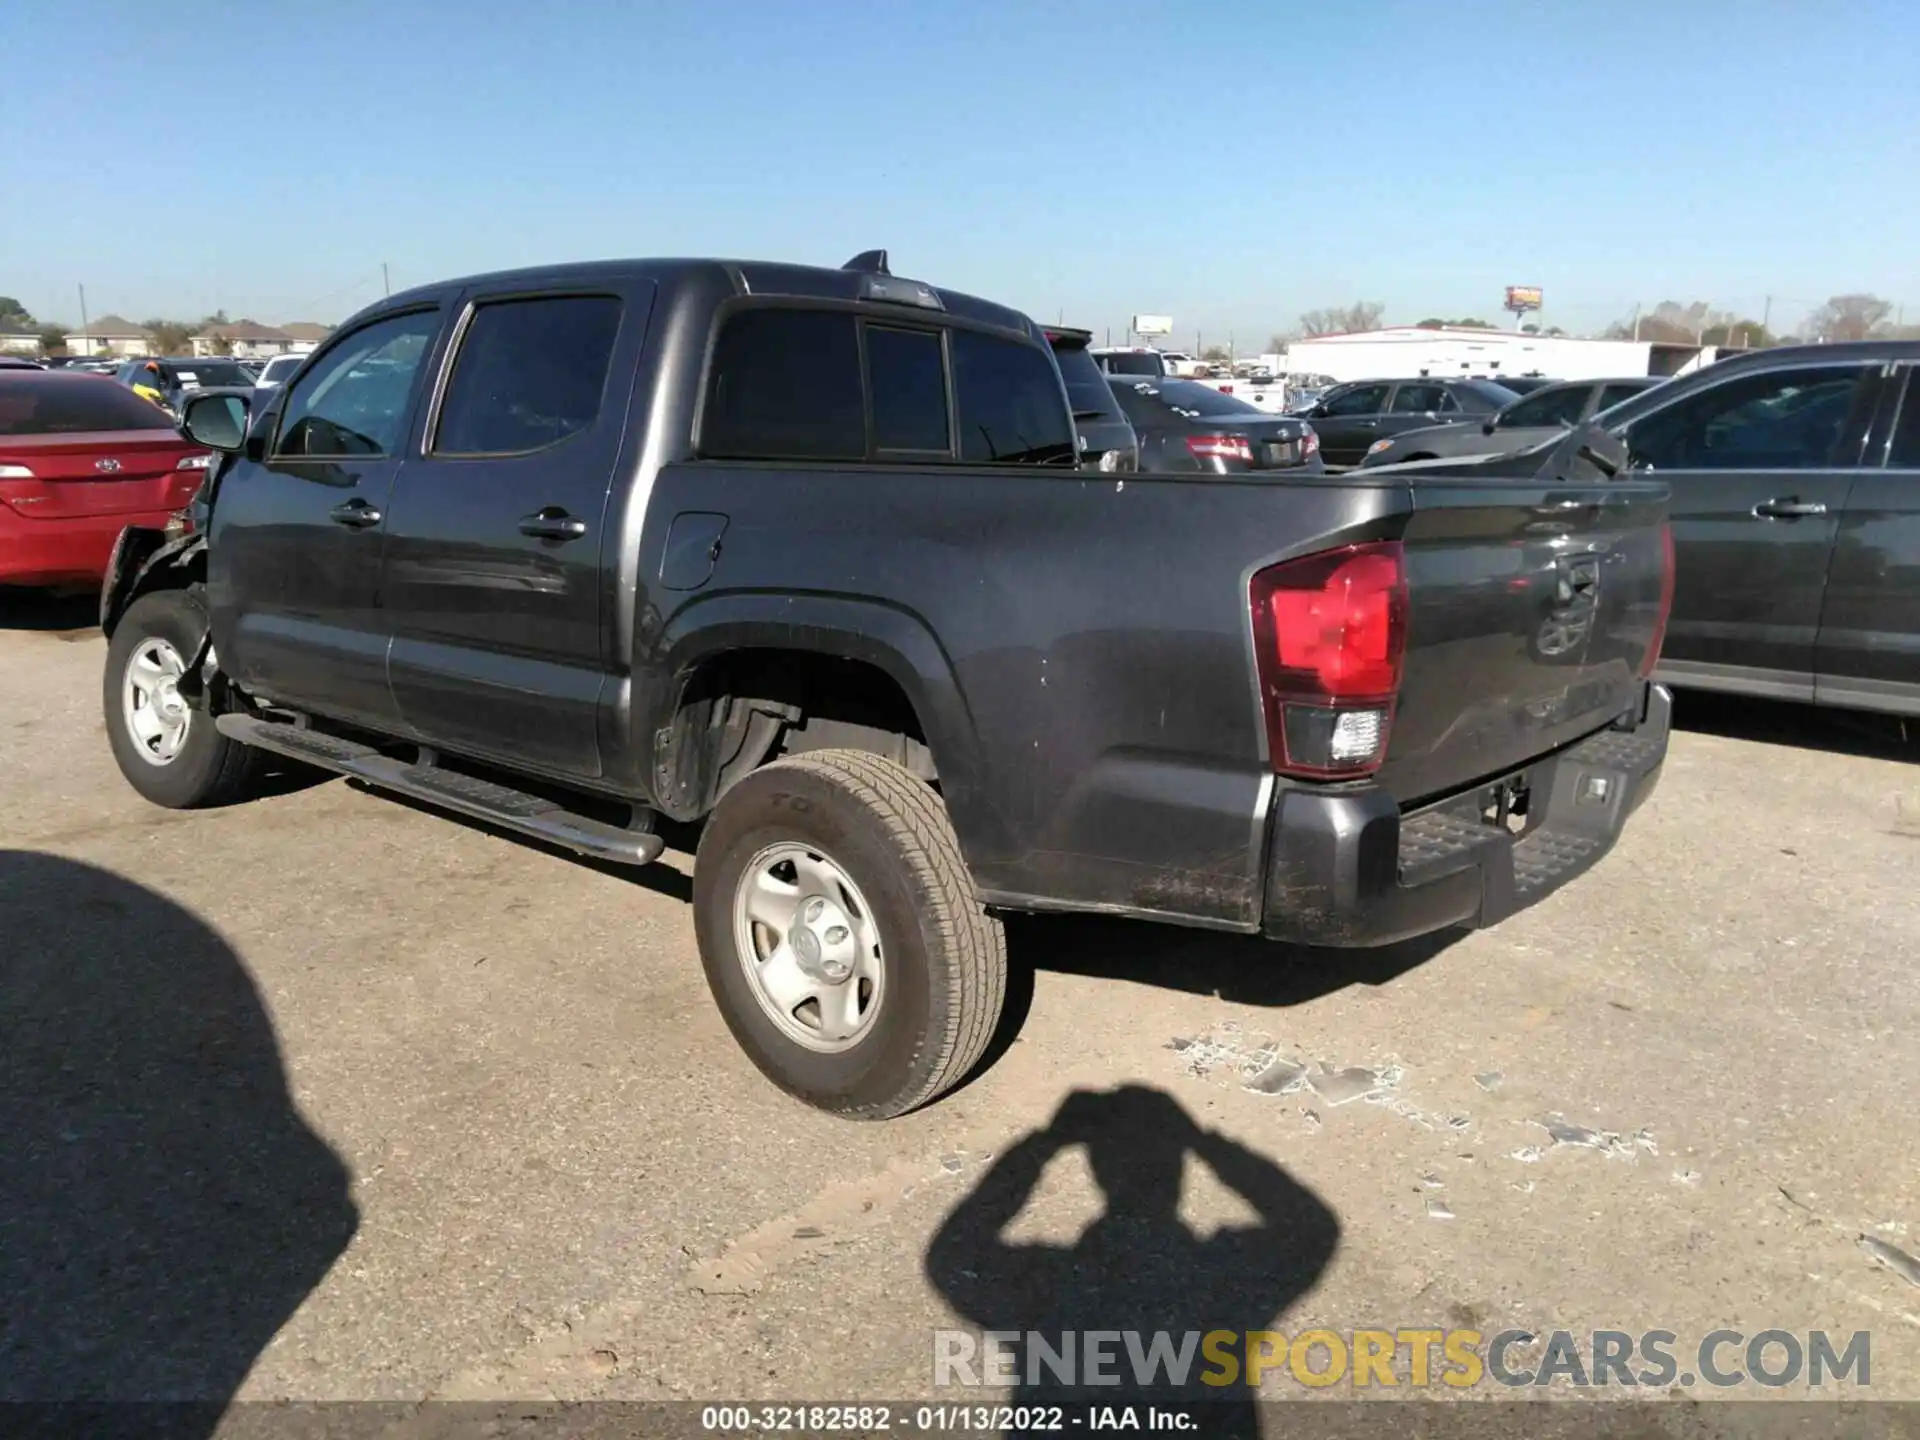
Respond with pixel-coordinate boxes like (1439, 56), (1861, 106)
(700, 306), (1073, 467)
(1052, 341), (1120, 419)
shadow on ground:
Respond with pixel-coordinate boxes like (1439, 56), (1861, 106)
(1671, 687), (1913, 761)
(927, 1084), (1338, 1437)
(0, 850), (358, 1432)
(0, 589), (99, 636)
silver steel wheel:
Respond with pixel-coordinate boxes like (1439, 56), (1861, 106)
(731, 841), (886, 1053)
(121, 637), (192, 766)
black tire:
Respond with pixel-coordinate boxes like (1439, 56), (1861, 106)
(103, 589), (266, 809)
(693, 748), (1007, 1119)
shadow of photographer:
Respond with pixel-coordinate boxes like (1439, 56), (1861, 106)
(926, 1085), (1337, 1437)
(0, 850), (358, 1434)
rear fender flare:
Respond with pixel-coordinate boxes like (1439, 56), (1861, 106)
(649, 592), (998, 855)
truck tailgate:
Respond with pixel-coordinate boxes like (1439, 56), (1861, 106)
(1377, 447), (1670, 807)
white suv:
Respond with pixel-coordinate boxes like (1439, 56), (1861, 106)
(251, 353), (305, 390)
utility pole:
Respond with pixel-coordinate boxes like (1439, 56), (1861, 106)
(1761, 295), (1772, 336)
(77, 284), (90, 352)
(382, 262), (391, 299)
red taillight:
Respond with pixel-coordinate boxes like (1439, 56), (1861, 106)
(1641, 521), (1675, 678)
(1187, 433), (1253, 463)
(1218, 383), (1234, 394)
(1250, 541), (1408, 777)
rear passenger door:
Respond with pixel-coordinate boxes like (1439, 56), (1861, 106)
(1814, 365), (1920, 713)
(379, 283), (652, 779)
(1310, 383), (1391, 466)
(1621, 361), (1878, 696)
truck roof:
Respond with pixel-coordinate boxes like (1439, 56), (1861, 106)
(371, 255), (1039, 341)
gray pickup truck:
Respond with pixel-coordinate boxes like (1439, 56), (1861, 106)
(98, 250), (1675, 1119)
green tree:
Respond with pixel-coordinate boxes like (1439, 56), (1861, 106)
(0, 296), (32, 328)
(1200, 344), (1232, 363)
(1299, 302), (1384, 337)
(1803, 293), (1893, 343)
(37, 325), (67, 356)
(143, 319), (195, 354)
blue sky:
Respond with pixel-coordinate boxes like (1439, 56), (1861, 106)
(5, 0), (1915, 346)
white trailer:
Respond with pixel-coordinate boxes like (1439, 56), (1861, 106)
(1282, 327), (1715, 384)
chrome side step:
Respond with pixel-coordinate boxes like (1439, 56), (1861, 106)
(216, 714), (665, 866)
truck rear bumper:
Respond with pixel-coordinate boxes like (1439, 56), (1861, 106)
(1260, 683), (1670, 947)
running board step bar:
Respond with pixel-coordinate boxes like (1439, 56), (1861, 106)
(215, 715), (665, 866)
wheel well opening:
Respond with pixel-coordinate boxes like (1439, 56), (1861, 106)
(655, 649), (933, 820)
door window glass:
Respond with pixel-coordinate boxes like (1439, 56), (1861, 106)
(1320, 384), (1388, 417)
(274, 310), (441, 458)
(1627, 366), (1872, 471)
(433, 295), (623, 456)
(1498, 385), (1588, 429)
(1390, 384), (1446, 414)
(1888, 375), (1920, 466)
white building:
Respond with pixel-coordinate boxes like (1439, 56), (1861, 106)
(1283, 326), (1720, 384)
(63, 315), (152, 358)
(0, 327), (42, 355)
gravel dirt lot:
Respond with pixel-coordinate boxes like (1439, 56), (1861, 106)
(4, 594), (1918, 1412)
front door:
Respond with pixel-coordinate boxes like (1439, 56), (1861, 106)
(206, 306), (448, 729)
(1623, 359), (1878, 697)
(380, 284), (651, 780)
(1312, 382), (1391, 467)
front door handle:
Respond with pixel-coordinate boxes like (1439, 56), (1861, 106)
(518, 507), (588, 541)
(328, 498), (383, 529)
(1752, 497), (1829, 519)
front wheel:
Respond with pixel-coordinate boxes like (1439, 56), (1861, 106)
(693, 749), (1007, 1119)
(104, 589), (266, 809)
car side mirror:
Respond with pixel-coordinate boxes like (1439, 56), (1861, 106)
(1482, 417), (1499, 434)
(182, 391), (249, 452)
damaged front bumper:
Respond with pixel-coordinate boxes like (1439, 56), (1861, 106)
(1260, 682), (1671, 947)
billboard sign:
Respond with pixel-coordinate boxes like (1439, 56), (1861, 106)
(1131, 314), (1173, 337)
(1504, 286), (1544, 313)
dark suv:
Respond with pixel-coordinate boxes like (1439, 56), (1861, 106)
(1291, 377), (1519, 467)
(1595, 342), (1920, 716)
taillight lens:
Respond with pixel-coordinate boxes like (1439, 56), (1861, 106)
(1640, 521), (1675, 678)
(1300, 429), (1321, 459)
(1187, 434), (1252, 463)
(1250, 541), (1408, 777)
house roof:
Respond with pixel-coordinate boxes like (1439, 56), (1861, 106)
(279, 321), (332, 341)
(195, 319), (293, 341)
(67, 313), (147, 338)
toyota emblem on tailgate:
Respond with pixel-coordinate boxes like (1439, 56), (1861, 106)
(94, 458), (122, 473)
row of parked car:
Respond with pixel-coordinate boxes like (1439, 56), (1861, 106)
(1051, 330), (1917, 719)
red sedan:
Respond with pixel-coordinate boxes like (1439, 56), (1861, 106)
(0, 370), (211, 590)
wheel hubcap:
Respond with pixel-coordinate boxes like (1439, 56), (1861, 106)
(122, 637), (192, 766)
(732, 842), (884, 1052)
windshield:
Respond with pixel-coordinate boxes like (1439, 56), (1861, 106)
(1111, 378), (1265, 420)
(1052, 344), (1120, 418)
(0, 376), (181, 435)
(1101, 352), (1164, 377)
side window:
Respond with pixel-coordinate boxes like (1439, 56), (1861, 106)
(1500, 386), (1587, 429)
(1627, 365), (1872, 472)
(866, 326), (949, 454)
(433, 295), (622, 457)
(1888, 374), (1920, 467)
(950, 329), (1075, 465)
(701, 308), (864, 461)
(1437, 391), (1462, 413)
(275, 310), (441, 459)
(1321, 384), (1388, 417)
(1597, 383), (1648, 413)
(1391, 384), (1446, 414)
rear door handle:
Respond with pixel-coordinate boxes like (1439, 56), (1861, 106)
(328, 498), (382, 528)
(518, 507), (588, 541)
(1752, 497), (1828, 519)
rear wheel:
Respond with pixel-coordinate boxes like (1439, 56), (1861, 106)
(104, 589), (266, 809)
(693, 749), (1007, 1119)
